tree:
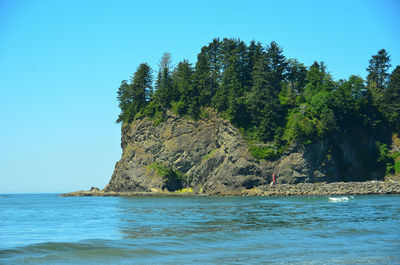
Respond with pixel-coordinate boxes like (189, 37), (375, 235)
(304, 61), (334, 100)
(266, 41), (287, 94)
(286, 58), (307, 93)
(247, 53), (284, 141)
(171, 60), (194, 115)
(248, 40), (265, 79)
(115, 38), (398, 171)
(116, 63), (152, 123)
(366, 49), (391, 104)
(116, 80), (131, 123)
(132, 63), (153, 107)
(213, 38), (242, 112)
(224, 54), (245, 121)
(195, 46), (219, 107)
(155, 53), (174, 107)
(384, 65), (400, 131)
(309, 91), (337, 136)
(332, 75), (369, 127)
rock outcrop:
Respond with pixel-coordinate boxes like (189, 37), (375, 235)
(104, 112), (385, 194)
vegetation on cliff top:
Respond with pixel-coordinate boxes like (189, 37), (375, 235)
(116, 38), (400, 174)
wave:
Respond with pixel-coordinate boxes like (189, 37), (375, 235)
(328, 196), (354, 203)
(0, 239), (168, 264)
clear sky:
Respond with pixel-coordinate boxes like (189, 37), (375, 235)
(0, 0), (399, 193)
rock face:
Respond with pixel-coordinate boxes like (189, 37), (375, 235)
(105, 112), (384, 194)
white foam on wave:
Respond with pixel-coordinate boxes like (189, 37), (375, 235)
(328, 196), (353, 203)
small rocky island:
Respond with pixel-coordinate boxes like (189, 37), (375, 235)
(63, 38), (400, 197)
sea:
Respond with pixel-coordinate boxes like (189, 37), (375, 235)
(0, 194), (399, 264)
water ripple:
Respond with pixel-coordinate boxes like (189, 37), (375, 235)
(1, 194), (399, 264)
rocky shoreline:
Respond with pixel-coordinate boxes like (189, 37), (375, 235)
(61, 181), (400, 197)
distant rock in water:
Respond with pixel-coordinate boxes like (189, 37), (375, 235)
(104, 112), (387, 194)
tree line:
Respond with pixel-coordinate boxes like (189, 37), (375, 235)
(116, 38), (400, 155)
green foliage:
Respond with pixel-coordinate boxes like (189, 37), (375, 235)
(175, 187), (194, 194)
(286, 58), (307, 93)
(115, 39), (397, 173)
(148, 163), (170, 177)
(283, 107), (319, 144)
(116, 63), (152, 123)
(203, 149), (217, 161)
(153, 114), (165, 126)
(367, 49), (391, 104)
(199, 107), (211, 120)
(376, 142), (390, 163)
(390, 152), (400, 174)
(391, 152), (400, 160)
(171, 60), (195, 117)
(171, 100), (186, 116)
(249, 145), (280, 160)
(395, 160), (400, 174)
(142, 100), (165, 125)
(154, 53), (174, 108)
(148, 163), (184, 191)
(376, 142), (395, 175)
(266, 41), (288, 90)
(304, 61), (334, 100)
(383, 65), (400, 131)
(279, 83), (298, 108)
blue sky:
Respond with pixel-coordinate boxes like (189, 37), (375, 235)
(0, 0), (399, 193)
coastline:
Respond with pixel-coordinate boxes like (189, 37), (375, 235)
(61, 180), (400, 197)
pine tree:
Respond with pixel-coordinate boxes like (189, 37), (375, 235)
(155, 53), (174, 107)
(195, 49), (217, 107)
(132, 63), (152, 109)
(366, 49), (391, 104)
(247, 53), (283, 141)
(116, 63), (152, 123)
(171, 60), (194, 115)
(248, 40), (264, 75)
(213, 38), (249, 123)
(304, 61), (334, 100)
(286, 58), (307, 93)
(206, 38), (223, 86)
(266, 41), (287, 94)
(213, 39), (239, 112)
(384, 65), (400, 131)
(116, 80), (131, 123)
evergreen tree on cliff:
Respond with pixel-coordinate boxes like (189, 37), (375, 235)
(286, 58), (307, 93)
(366, 49), (391, 105)
(195, 39), (221, 107)
(266, 41), (288, 93)
(250, 42), (288, 141)
(247, 51), (282, 141)
(171, 60), (195, 116)
(194, 52), (214, 108)
(213, 38), (242, 112)
(155, 53), (174, 108)
(116, 63), (152, 123)
(304, 61), (334, 100)
(384, 65), (400, 132)
(115, 39), (398, 167)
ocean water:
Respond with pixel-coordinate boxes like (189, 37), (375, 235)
(0, 194), (399, 264)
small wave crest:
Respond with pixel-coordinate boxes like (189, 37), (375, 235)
(328, 196), (353, 203)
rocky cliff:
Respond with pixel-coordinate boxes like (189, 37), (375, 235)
(104, 112), (385, 194)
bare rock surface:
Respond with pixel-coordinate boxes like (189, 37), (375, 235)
(102, 112), (385, 194)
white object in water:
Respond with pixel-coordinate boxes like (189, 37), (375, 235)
(329, 196), (352, 202)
